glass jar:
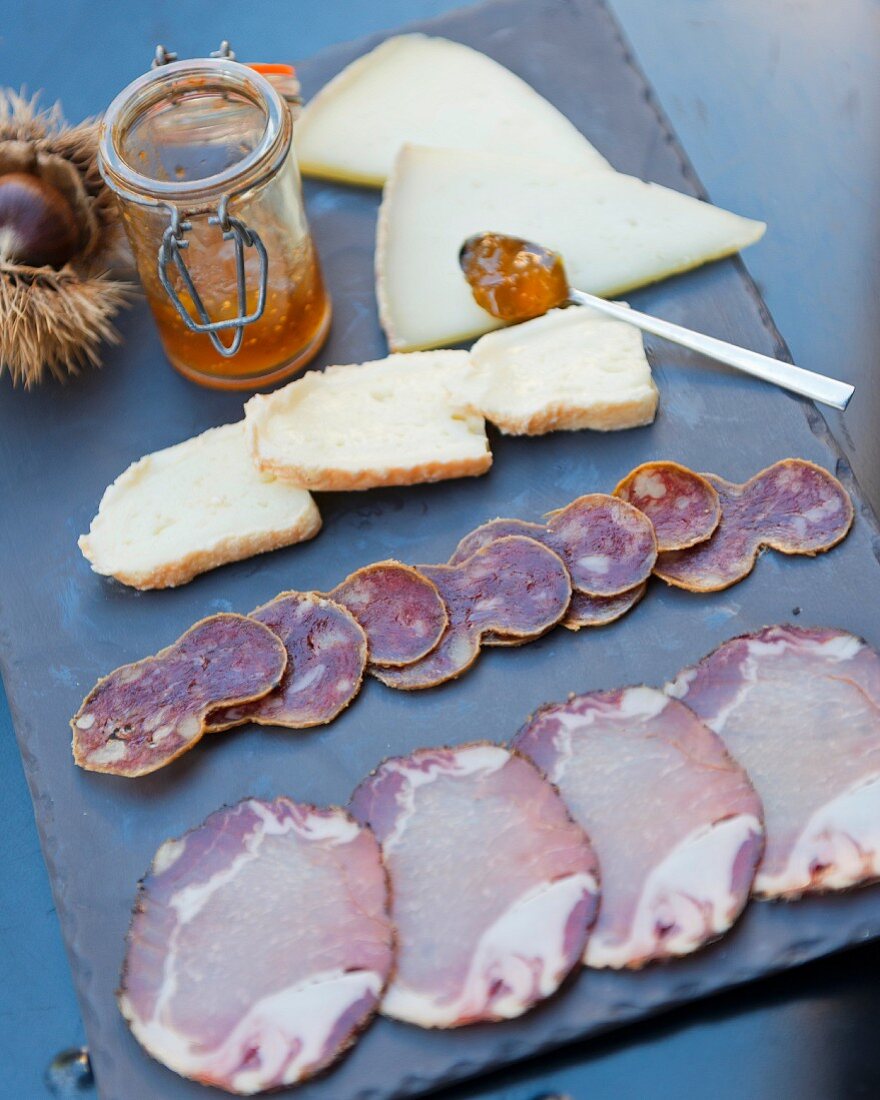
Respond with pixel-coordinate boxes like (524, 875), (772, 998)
(98, 57), (330, 389)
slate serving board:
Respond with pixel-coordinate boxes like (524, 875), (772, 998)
(0, 1), (878, 1098)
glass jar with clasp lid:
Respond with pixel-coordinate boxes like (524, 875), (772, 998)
(98, 43), (331, 389)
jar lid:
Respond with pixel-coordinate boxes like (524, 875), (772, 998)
(98, 57), (289, 209)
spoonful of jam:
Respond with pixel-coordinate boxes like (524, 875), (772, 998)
(459, 232), (853, 410)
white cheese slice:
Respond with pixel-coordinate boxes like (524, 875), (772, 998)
(376, 145), (766, 351)
(468, 306), (658, 435)
(78, 422), (321, 590)
(295, 34), (609, 186)
(245, 351), (491, 492)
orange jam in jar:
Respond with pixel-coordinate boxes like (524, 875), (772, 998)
(99, 55), (330, 389)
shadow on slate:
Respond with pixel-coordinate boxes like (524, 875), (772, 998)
(0, 1), (878, 1099)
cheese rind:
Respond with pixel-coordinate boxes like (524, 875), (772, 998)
(78, 422), (321, 590)
(377, 145), (767, 352)
(245, 351), (491, 492)
(296, 34), (609, 186)
(468, 307), (658, 436)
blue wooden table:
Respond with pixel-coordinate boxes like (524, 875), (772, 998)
(1, 2), (877, 1096)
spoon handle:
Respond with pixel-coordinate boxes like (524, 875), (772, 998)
(568, 289), (854, 410)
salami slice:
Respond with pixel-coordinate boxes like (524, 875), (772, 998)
(350, 743), (598, 1027)
(72, 614), (287, 778)
(450, 494), (657, 597)
(668, 625), (880, 898)
(208, 592), (367, 731)
(514, 687), (763, 968)
(374, 536), (571, 691)
(329, 561), (447, 667)
(655, 460), (853, 591)
(614, 461), (721, 551)
(485, 585), (646, 639)
(119, 798), (393, 1094)
(562, 583), (648, 631)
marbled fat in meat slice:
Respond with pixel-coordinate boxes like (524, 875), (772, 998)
(329, 561), (448, 667)
(513, 687), (763, 968)
(562, 583), (648, 631)
(208, 592), (367, 731)
(614, 461), (721, 551)
(374, 536), (571, 691)
(119, 798), (393, 1094)
(72, 614), (287, 777)
(668, 624), (880, 897)
(655, 460), (853, 591)
(350, 743), (598, 1027)
(450, 494), (657, 597)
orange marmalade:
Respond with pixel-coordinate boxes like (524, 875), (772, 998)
(459, 232), (569, 323)
(100, 57), (329, 389)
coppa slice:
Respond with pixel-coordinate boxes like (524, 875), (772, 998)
(208, 593), (367, 731)
(350, 744), (598, 1027)
(377, 145), (765, 351)
(296, 34), (609, 186)
(374, 536), (571, 691)
(329, 561), (448, 667)
(72, 615), (286, 777)
(655, 459), (852, 591)
(450, 494), (657, 598)
(119, 798), (393, 1094)
(614, 461), (721, 551)
(668, 625), (880, 898)
(513, 687), (763, 969)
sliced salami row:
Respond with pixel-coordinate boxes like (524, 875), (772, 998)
(72, 458), (852, 777)
(121, 624), (880, 1093)
(373, 536), (571, 690)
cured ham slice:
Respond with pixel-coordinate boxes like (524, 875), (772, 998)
(208, 593), (367, 731)
(329, 561), (448, 666)
(655, 460), (852, 591)
(669, 625), (880, 897)
(119, 798), (393, 1094)
(374, 536), (571, 690)
(350, 743), (598, 1026)
(513, 687), (763, 968)
(72, 615), (286, 777)
(449, 494), (657, 597)
(614, 461), (721, 551)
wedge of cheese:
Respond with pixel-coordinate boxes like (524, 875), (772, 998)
(468, 307), (658, 435)
(245, 351), (491, 491)
(377, 145), (767, 351)
(79, 422), (321, 590)
(295, 34), (609, 186)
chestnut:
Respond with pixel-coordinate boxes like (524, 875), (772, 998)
(0, 171), (80, 269)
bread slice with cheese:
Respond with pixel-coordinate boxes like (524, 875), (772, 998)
(376, 145), (766, 351)
(79, 422), (322, 590)
(468, 307), (659, 435)
(245, 351), (491, 491)
(296, 34), (609, 186)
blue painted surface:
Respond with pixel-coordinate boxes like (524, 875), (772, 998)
(0, 2), (877, 1098)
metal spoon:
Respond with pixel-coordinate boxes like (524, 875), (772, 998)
(459, 234), (854, 410)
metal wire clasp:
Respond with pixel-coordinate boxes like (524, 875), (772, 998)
(157, 198), (268, 358)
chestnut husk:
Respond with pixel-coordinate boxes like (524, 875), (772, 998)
(0, 90), (132, 386)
